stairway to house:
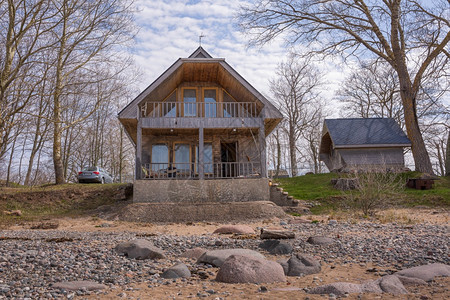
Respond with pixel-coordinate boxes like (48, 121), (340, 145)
(269, 181), (311, 214)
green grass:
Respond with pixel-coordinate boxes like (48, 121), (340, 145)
(275, 173), (340, 200)
(275, 172), (450, 215)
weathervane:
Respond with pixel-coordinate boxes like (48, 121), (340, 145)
(199, 33), (206, 46)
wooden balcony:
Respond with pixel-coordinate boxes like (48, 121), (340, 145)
(141, 102), (259, 118)
(141, 162), (261, 180)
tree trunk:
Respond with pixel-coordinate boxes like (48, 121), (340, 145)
(289, 130), (297, 177)
(445, 130), (450, 176)
(400, 91), (434, 174)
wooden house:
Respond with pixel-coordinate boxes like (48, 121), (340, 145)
(118, 47), (282, 202)
(319, 118), (411, 172)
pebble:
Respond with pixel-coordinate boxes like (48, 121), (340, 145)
(0, 222), (448, 298)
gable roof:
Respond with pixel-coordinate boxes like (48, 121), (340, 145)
(322, 118), (411, 149)
(118, 47), (282, 142)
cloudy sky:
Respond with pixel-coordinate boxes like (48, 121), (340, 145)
(131, 0), (346, 107)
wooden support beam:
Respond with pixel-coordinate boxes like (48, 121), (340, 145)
(199, 127), (204, 180)
(135, 107), (142, 180)
(259, 109), (267, 178)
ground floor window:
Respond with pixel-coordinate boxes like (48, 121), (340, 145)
(151, 144), (168, 171)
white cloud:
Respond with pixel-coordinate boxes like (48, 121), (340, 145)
(130, 0), (343, 107)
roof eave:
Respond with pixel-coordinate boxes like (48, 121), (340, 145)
(334, 143), (412, 149)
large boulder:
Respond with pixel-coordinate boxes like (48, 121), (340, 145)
(280, 254), (321, 276)
(394, 263), (450, 282)
(197, 249), (264, 267)
(258, 240), (293, 255)
(309, 275), (408, 296)
(115, 239), (165, 260)
(216, 255), (286, 284)
(260, 228), (295, 239)
(52, 281), (107, 291)
(376, 275), (408, 294)
(213, 225), (255, 235)
(161, 263), (191, 279)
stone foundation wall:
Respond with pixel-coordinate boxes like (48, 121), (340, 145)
(133, 178), (270, 203)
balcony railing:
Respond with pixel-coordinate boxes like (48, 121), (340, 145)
(141, 102), (258, 118)
(141, 162), (261, 180)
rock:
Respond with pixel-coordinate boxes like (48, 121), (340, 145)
(375, 275), (408, 295)
(260, 228), (295, 239)
(394, 263), (450, 282)
(309, 282), (363, 295)
(332, 178), (358, 190)
(181, 247), (207, 260)
(213, 225), (255, 235)
(52, 281), (107, 291)
(395, 275), (427, 286)
(258, 240), (293, 255)
(115, 239), (165, 260)
(307, 236), (335, 245)
(197, 248), (265, 267)
(280, 254), (321, 276)
(309, 276), (407, 296)
(161, 263), (191, 279)
(216, 255), (286, 284)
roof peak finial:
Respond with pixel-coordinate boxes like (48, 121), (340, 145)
(199, 32), (206, 47)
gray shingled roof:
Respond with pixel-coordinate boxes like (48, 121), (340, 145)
(324, 118), (411, 147)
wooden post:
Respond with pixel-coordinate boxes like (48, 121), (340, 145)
(136, 107), (142, 180)
(259, 124), (267, 178)
(199, 126), (204, 180)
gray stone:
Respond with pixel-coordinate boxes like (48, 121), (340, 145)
(260, 228), (295, 239)
(197, 248), (265, 267)
(395, 275), (427, 286)
(258, 240), (293, 255)
(52, 281), (107, 291)
(115, 239), (165, 260)
(307, 236), (335, 245)
(376, 275), (408, 295)
(280, 254), (321, 276)
(180, 247), (207, 260)
(161, 263), (191, 279)
(309, 282), (362, 295)
(216, 255), (286, 284)
(394, 263), (450, 282)
(213, 225), (255, 235)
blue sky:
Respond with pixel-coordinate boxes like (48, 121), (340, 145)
(131, 0), (345, 103)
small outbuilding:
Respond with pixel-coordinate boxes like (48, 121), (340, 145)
(319, 118), (411, 172)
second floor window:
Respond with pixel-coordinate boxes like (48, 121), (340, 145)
(183, 89), (197, 117)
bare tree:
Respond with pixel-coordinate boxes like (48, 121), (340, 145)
(270, 55), (322, 176)
(0, 0), (54, 161)
(239, 0), (450, 174)
(337, 62), (404, 125)
(48, 0), (134, 184)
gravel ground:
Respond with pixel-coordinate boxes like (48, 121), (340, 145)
(0, 221), (448, 299)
